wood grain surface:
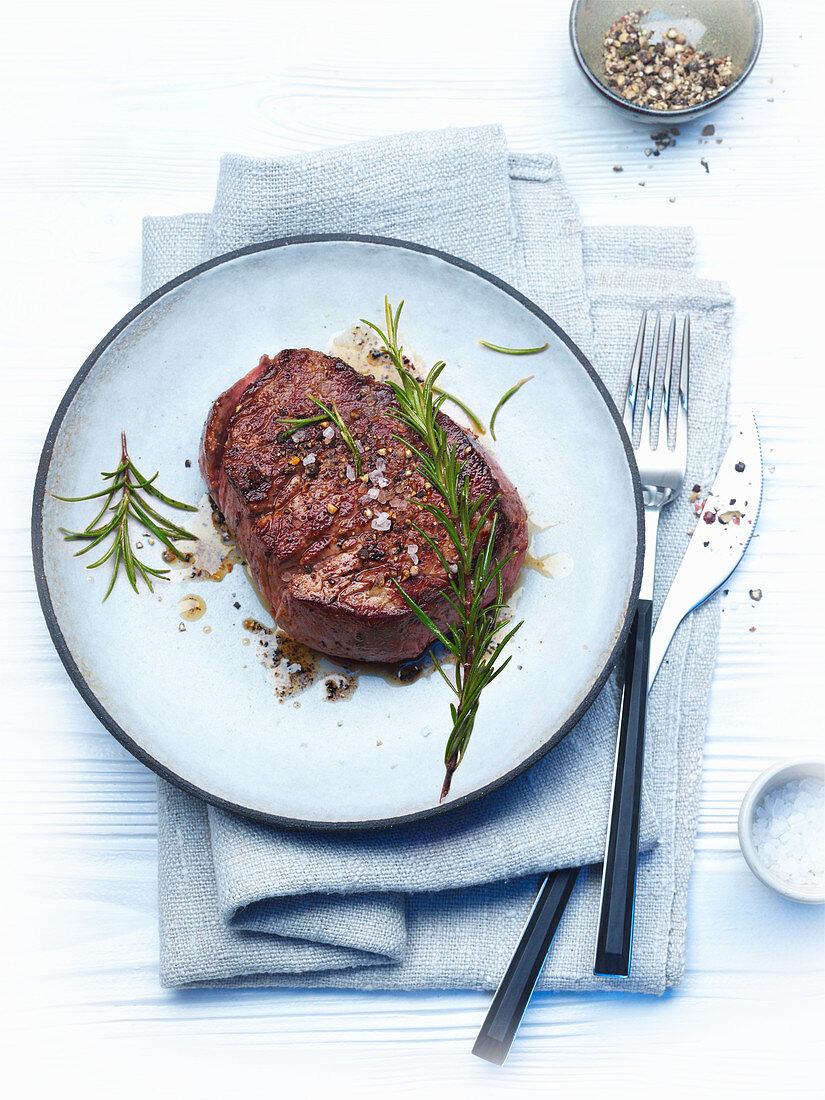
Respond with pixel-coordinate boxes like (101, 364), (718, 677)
(1, 1), (823, 1096)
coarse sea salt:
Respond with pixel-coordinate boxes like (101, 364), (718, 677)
(751, 776), (824, 887)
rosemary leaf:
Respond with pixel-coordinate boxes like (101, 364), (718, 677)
(274, 413), (328, 440)
(489, 376), (534, 441)
(309, 396), (362, 475)
(390, 579), (458, 655)
(432, 387), (486, 433)
(478, 340), (549, 354)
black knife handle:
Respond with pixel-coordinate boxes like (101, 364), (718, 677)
(594, 597), (653, 977)
(472, 866), (580, 1065)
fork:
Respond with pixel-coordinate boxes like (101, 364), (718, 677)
(593, 311), (689, 976)
(473, 315), (689, 1064)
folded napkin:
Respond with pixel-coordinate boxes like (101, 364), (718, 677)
(145, 125), (733, 993)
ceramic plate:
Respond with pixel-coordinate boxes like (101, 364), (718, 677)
(33, 236), (642, 828)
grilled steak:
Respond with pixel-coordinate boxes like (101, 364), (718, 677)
(200, 349), (528, 663)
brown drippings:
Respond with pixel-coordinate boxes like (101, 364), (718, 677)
(523, 515), (571, 578)
(326, 646), (447, 689)
(242, 618), (319, 698)
(328, 323), (427, 387)
(523, 550), (573, 579)
(162, 548), (195, 565)
(390, 659), (430, 685)
(178, 594), (206, 621)
(242, 617), (274, 635)
(162, 494), (244, 583)
(322, 674), (359, 701)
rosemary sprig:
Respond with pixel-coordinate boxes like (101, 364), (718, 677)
(479, 340), (549, 354)
(310, 396), (362, 475)
(489, 376), (534, 441)
(362, 299), (523, 799)
(275, 413), (328, 440)
(53, 431), (197, 600)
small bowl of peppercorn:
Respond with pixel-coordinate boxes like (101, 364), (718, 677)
(569, 1), (763, 124)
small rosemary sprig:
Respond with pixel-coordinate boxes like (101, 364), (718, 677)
(53, 432), (197, 600)
(275, 413), (327, 439)
(275, 402), (363, 474)
(309, 396), (362, 475)
(362, 299), (522, 799)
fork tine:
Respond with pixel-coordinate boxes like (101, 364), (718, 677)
(641, 313), (660, 449)
(623, 313), (646, 438)
(675, 315), (690, 470)
(661, 315), (676, 450)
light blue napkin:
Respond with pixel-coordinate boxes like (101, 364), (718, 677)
(145, 125), (733, 992)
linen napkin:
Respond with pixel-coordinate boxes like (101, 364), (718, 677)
(145, 125), (733, 993)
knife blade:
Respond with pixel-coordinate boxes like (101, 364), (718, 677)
(648, 410), (763, 689)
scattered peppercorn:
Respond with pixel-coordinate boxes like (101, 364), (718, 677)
(602, 10), (734, 111)
(734, 461), (746, 472)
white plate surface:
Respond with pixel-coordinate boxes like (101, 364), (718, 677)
(33, 236), (641, 827)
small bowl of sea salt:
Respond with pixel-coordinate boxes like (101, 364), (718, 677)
(738, 759), (825, 904)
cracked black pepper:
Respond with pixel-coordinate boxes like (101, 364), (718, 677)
(603, 9), (734, 111)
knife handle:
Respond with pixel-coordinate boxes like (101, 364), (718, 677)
(473, 866), (580, 1065)
(594, 597), (653, 977)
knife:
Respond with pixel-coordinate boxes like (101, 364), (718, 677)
(473, 410), (764, 1066)
(648, 409), (763, 688)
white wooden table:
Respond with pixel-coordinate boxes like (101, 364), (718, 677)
(2, 2), (823, 1096)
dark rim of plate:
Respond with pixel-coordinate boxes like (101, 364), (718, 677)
(31, 233), (644, 831)
(568, 0), (764, 121)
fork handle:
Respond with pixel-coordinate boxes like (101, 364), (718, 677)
(594, 597), (653, 977)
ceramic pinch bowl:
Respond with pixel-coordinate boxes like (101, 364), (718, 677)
(738, 758), (825, 904)
(569, 0), (763, 125)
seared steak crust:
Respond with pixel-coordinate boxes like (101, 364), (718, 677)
(201, 350), (527, 663)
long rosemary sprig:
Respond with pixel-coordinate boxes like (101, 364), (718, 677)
(361, 299), (523, 798)
(53, 431), (197, 600)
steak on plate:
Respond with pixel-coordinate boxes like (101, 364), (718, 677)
(200, 349), (528, 663)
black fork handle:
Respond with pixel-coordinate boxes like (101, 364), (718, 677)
(594, 597), (654, 976)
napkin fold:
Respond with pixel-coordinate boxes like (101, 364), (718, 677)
(145, 125), (733, 993)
